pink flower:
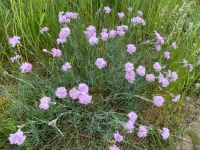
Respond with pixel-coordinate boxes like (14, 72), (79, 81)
(131, 16), (145, 25)
(62, 62), (72, 72)
(78, 93), (92, 105)
(158, 74), (169, 87)
(65, 12), (78, 19)
(104, 6), (111, 14)
(9, 36), (20, 47)
(172, 42), (177, 49)
(116, 26), (125, 37)
(171, 72), (178, 81)
(117, 12), (125, 20)
(84, 25), (96, 38)
(125, 70), (136, 84)
(138, 10), (143, 16)
(51, 48), (62, 57)
(78, 83), (89, 94)
(10, 54), (21, 63)
(122, 25), (128, 30)
(102, 28), (108, 33)
(172, 94), (180, 102)
(89, 36), (98, 45)
(69, 87), (79, 100)
(125, 62), (134, 71)
(58, 12), (68, 24)
(101, 32), (109, 41)
(39, 96), (51, 110)
(128, 112), (138, 123)
(55, 87), (67, 99)
(124, 120), (134, 133)
(153, 96), (165, 107)
(20, 62), (32, 73)
(136, 65), (146, 76)
(57, 27), (71, 44)
(146, 74), (155, 82)
(127, 44), (136, 54)
(114, 132), (124, 142)
(155, 32), (164, 45)
(161, 127), (170, 140)
(109, 144), (120, 150)
(153, 62), (162, 72)
(164, 51), (170, 60)
(155, 44), (161, 51)
(137, 125), (148, 138)
(128, 7), (133, 12)
(95, 58), (107, 69)
(40, 27), (49, 34)
(109, 30), (117, 38)
(9, 130), (26, 145)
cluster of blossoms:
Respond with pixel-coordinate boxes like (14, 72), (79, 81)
(131, 13), (145, 26)
(69, 83), (92, 105)
(58, 11), (78, 24)
(110, 111), (170, 150)
(39, 96), (51, 110)
(125, 62), (135, 83)
(155, 32), (165, 51)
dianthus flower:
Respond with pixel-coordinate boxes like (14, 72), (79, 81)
(62, 62), (72, 72)
(128, 7), (133, 12)
(104, 6), (111, 14)
(109, 144), (120, 150)
(172, 94), (180, 102)
(153, 62), (162, 72)
(95, 58), (107, 69)
(153, 96), (165, 107)
(124, 120), (134, 133)
(57, 27), (71, 44)
(117, 12), (125, 20)
(127, 44), (136, 54)
(9, 36), (20, 47)
(39, 96), (51, 110)
(146, 74), (155, 82)
(10, 54), (21, 63)
(101, 32), (109, 41)
(161, 127), (170, 140)
(51, 48), (62, 57)
(158, 74), (169, 87)
(40, 27), (49, 34)
(172, 42), (177, 49)
(116, 26), (125, 37)
(84, 25), (96, 38)
(138, 10), (143, 16)
(9, 130), (26, 145)
(125, 62), (134, 71)
(131, 16), (145, 25)
(136, 65), (146, 76)
(20, 62), (32, 73)
(109, 30), (117, 38)
(55, 87), (67, 99)
(114, 132), (124, 142)
(69, 87), (79, 100)
(89, 36), (98, 45)
(164, 51), (170, 60)
(137, 125), (148, 138)
(128, 112), (138, 123)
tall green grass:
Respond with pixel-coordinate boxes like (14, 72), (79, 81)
(0, 0), (199, 149)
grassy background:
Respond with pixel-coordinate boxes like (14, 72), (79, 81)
(0, 0), (199, 149)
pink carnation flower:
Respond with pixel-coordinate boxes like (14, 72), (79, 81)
(116, 26), (125, 37)
(161, 127), (170, 140)
(109, 144), (120, 150)
(153, 96), (165, 107)
(78, 83), (89, 94)
(125, 70), (136, 84)
(10, 54), (21, 63)
(57, 27), (71, 44)
(55, 87), (67, 99)
(117, 12), (125, 20)
(9, 130), (26, 145)
(101, 32), (109, 41)
(155, 32), (164, 45)
(137, 125), (148, 138)
(51, 48), (62, 57)
(65, 12), (78, 19)
(20, 62), (32, 73)
(39, 96), (51, 110)
(69, 87), (79, 100)
(155, 44), (161, 51)
(127, 44), (136, 54)
(95, 58), (107, 69)
(131, 16), (145, 26)
(146, 74), (155, 82)
(109, 30), (117, 38)
(122, 25), (128, 30)
(171, 72), (178, 81)
(125, 62), (134, 71)
(9, 36), (20, 47)
(124, 120), (134, 133)
(78, 93), (92, 105)
(158, 74), (169, 87)
(164, 51), (170, 60)
(84, 25), (96, 38)
(114, 132), (124, 142)
(89, 36), (98, 45)
(128, 112), (138, 123)
(136, 65), (146, 76)
(153, 62), (162, 72)
(104, 6), (111, 14)
(62, 62), (72, 72)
